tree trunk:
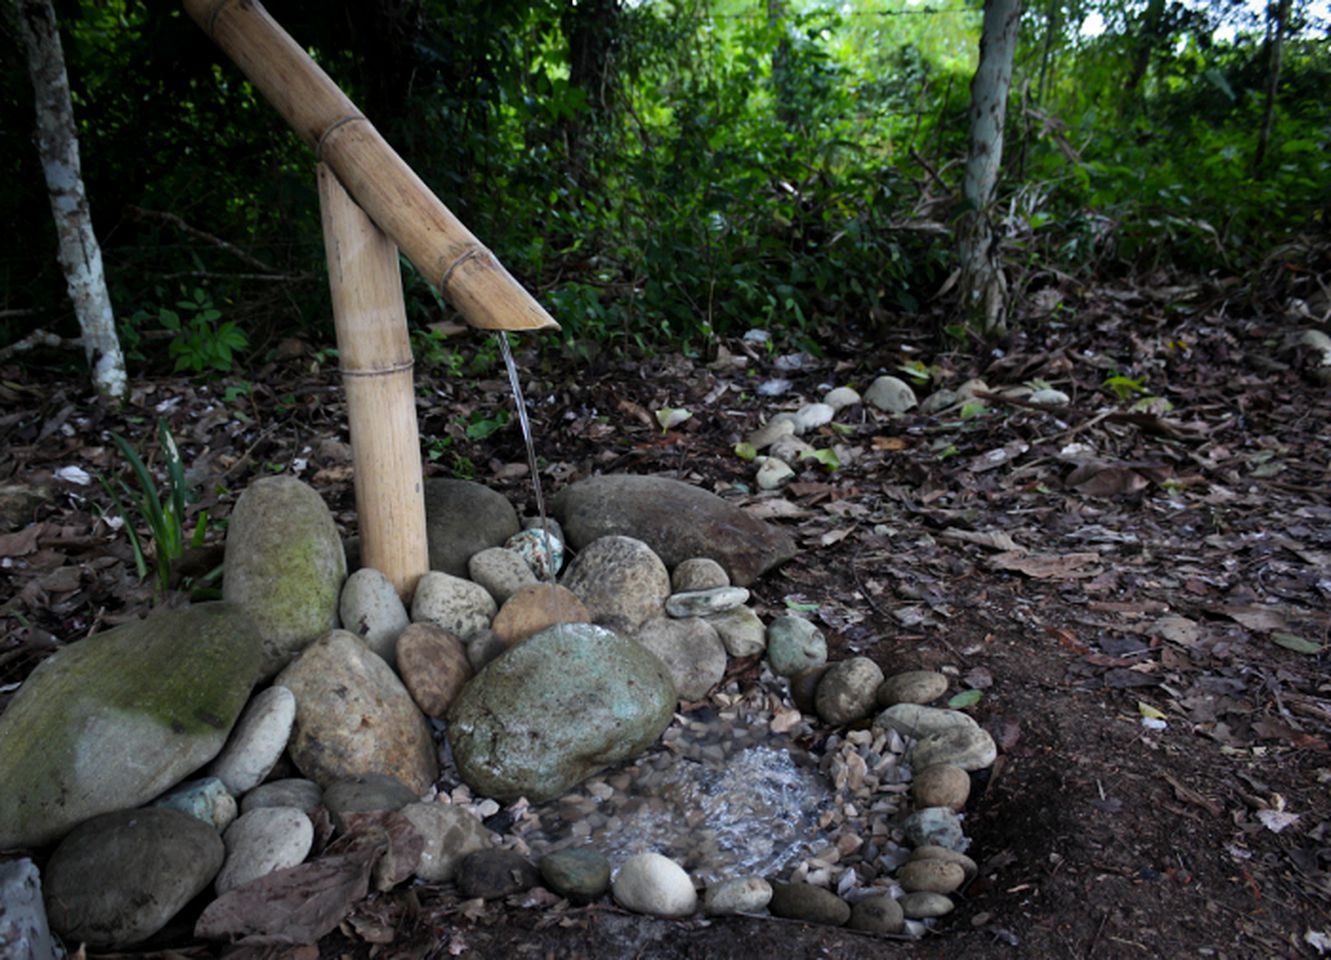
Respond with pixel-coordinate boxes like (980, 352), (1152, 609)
(14, 0), (126, 400)
(1253, 0), (1291, 178)
(957, 0), (1022, 336)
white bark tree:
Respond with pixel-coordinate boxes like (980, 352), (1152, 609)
(14, 0), (127, 400)
(957, 0), (1022, 335)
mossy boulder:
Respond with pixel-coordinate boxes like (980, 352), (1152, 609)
(0, 602), (261, 849)
(223, 476), (346, 679)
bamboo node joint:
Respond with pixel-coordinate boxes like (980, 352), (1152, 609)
(204, 0), (231, 37)
(340, 358), (415, 378)
(440, 246), (487, 294)
(316, 115), (369, 161)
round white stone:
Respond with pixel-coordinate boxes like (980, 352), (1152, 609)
(216, 806), (313, 894)
(822, 386), (861, 411)
(209, 685), (296, 795)
(756, 457), (795, 490)
(704, 876), (772, 916)
(612, 853), (697, 918)
(864, 375), (918, 413)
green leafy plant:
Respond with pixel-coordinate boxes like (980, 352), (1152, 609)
(98, 418), (208, 595)
(1102, 373), (1149, 401)
(148, 288), (247, 374)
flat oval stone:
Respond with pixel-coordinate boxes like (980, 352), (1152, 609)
(706, 605), (767, 658)
(874, 703), (979, 739)
(467, 547), (539, 605)
(815, 657), (885, 726)
(902, 807), (966, 851)
(338, 567), (409, 666)
(767, 881), (850, 926)
(44, 808), (224, 948)
(664, 586), (750, 618)
(911, 725), (998, 772)
(847, 893), (904, 933)
(671, 557), (730, 592)
(897, 858), (965, 894)
(633, 616), (727, 701)
(909, 845), (978, 880)
(396, 623), (472, 717)
(612, 853), (697, 918)
(560, 535), (669, 634)
(241, 778), (322, 815)
(210, 685), (296, 795)
(539, 848), (611, 902)
(411, 571), (497, 642)
(217, 806), (313, 894)
(703, 876), (772, 916)
(458, 849), (539, 899)
(766, 617), (827, 677)
(745, 415), (797, 450)
(399, 802), (493, 883)
(899, 891), (954, 918)
(911, 763), (971, 811)
(877, 670), (949, 707)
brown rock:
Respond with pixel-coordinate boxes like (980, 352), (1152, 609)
(396, 623), (473, 717)
(897, 858), (965, 895)
(877, 670), (949, 707)
(491, 584), (589, 649)
(911, 763), (971, 811)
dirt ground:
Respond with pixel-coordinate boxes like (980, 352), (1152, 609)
(2, 276), (1329, 959)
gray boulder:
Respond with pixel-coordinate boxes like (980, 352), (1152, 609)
(447, 623), (675, 802)
(223, 476), (347, 679)
(424, 479), (520, 577)
(0, 602), (260, 849)
(551, 475), (796, 587)
(43, 808), (224, 949)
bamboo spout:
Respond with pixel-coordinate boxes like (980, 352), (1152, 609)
(183, 0), (557, 333)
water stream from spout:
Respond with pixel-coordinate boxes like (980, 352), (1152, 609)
(496, 333), (557, 583)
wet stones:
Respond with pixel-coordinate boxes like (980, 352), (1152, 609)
(561, 535), (670, 634)
(411, 571), (497, 641)
(490, 584), (589, 649)
(612, 853), (697, 918)
(703, 877), (772, 916)
(458, 849), (539, 899)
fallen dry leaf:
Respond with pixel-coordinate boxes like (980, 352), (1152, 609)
(989, 551), (1102, 579)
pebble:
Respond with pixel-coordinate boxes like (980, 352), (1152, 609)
(44, 808), (224, 948)
(396, 623), (473, 717)
(466, 628), (509, 672)
(458, 849), (540, 899)
(338, 567), (409, 665)
(1030, 387), (1070, 405)
(911, 725), (998, 772)
(671, 557), (730, 592)
(766, 617), (828, 677)
(612, 853), (697, 918)
(467, 547), (539, 605)
(210, 685), (296, 795)
(876, 670), (949, 707)
(0, 858), (58, 960)
(399, 802), (493, 883)
(411, 571), (497, 641)
(864, 375), (917, 413)
(241, 778), (322, 816)
(793, 402), (835, 432)
(815, 657), (885, 726)
(152, 777), (236, 831)
(505, 527), (564, 580)
(746, 415), (798, 450)
(847, 893), (904, 933)
(874, 703), (979, 739)
(706, 605), (767, 658)
(822, 386), (861, 411)
(664, 586), (750, 618)
(911, 763), (971, 811)
(216, 806), (313, 894)
(902, 807), (966, 851)
(899, 891), (954, 919)
(768, 881), (850, 926)
(918, 388), (958, 414)
(323, 773), (419, 833)
(633, 617), (727, 701)
(539, 847), (611, 901)
(756, 377), (792, 397)
(897, 858), (965, 894)
(910, 845), (978, 880)
(703, 876), (772, 916)
(756, 457), (796, 490)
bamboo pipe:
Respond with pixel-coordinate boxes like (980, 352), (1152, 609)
(184, 0), (557, 333)
(318, 164), (429, 601)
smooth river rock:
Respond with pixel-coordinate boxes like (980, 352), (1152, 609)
(864, 375), (918, 413)
(468, 546), (539, 605)
(447, 623), (676, 802)
(424, 478), (520, 577)
(551, 474), (797, 587)
(399, 802), (493, 883)
(216, 806), (314, 894)
(396, 623), (473, 717)
(560, 535), (670, 633)
(664, 586), (749, 618)
(338, 568), (409, 666)
(223, 476), (346, 679)
(209, 684), (296, 795)
(768, 881), (850, 926)
(911, 763), (972, 811)
(706, 605), (767, 658)
(411, 571), (497, 642)
(490, 584), (589, 649)
(873, 703), (980, 739)
(703, 876), (772, 916)
(540, 848), (612, 902)
(671, 557), (730, 592)
(766, 616), (828, 677)
(612, 853), (697, 918)
(877, 670), (949, 707)
(152, 777), (237, 831)
(43, 808), (224, 949)
(911, 725), (998, 772)
(633, 616), (727, 701)
(275, 630), (438, 793)
(0, 602), (260, 849)
(814, 656), (885, 726)
(902, 806), (967, 852)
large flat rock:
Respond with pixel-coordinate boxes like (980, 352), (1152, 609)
(550, 475), (796, 587)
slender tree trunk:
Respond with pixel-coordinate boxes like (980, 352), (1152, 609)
(15, 0), (126, 400)
(957, 0), (1022, 335)
(1253, 0), (1291, 178)
(767, 0), (793, 126)
(1035, 0), (1061, 105)
(1124, 0), (1165, 112)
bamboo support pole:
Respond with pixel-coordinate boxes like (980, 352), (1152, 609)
(318, 164), (429, 600)
(183, 0), (557, 333)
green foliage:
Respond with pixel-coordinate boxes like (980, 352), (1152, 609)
(149, 288), (247, 374)
(98, 418), (208, 596)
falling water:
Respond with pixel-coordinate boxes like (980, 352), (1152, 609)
(496, 333), (557, 583)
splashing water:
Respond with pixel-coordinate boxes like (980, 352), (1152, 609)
(496, 333), (557, 583)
